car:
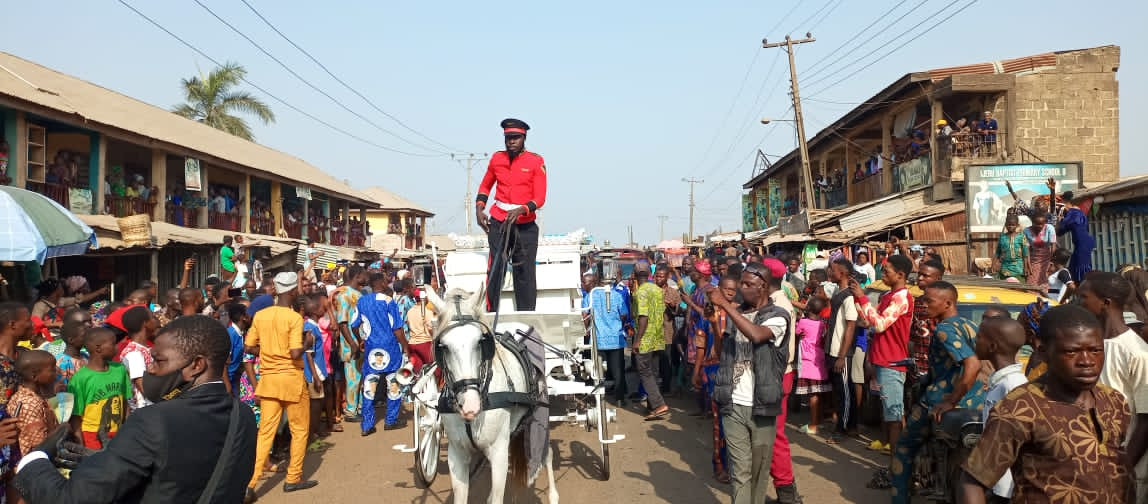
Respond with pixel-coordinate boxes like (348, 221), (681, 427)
(865, 275), (1055, 321)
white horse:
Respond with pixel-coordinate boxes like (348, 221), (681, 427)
(426, 286), (559, 504)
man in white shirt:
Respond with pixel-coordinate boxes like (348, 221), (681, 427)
(1078, 272), (1148, 500)
(826, 258), (860, 442)
(974, 316), (1029, 500)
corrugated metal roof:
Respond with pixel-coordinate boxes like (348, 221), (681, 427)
(1076, 174), (1148, 199)
(360, 186), (434, 216)
(0, 52), (378, 207)
(78, 214), (299, 254)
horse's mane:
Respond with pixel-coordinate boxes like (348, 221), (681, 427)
(433, 287), (488, 335)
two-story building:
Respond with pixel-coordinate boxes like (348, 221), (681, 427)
(0, 51), (382, 292)
(742, 45), (1120, 273)
(360, 186), (434, 253)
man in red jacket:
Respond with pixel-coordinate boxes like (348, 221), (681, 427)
(476, 118), (548, 312)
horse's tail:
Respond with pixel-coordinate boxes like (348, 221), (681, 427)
(509, 431), (529, 492)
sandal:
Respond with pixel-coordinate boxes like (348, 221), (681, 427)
(331, 423), (344, 433)
(799, 424), (819, 435)
(825, 434), (844, 444)
(644, 407), (671, 421)
(715, 471), (731, 484)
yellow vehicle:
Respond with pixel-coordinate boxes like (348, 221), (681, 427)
(866, 276), (1055, 321)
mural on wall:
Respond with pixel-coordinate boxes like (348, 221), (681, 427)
(742, 193), (755, 231)
(755, 186), (769, 230)
(966, 162), (1081, 233)
(767, 179), (782, 228)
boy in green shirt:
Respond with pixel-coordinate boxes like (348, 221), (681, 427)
(67, 327), (130, 450)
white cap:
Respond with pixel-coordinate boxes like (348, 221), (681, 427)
(274, 272), (298, 294)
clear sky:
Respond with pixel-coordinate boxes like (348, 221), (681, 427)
(4, 0), (1144, 245)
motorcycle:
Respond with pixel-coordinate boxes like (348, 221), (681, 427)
(891, 358), (985, 502)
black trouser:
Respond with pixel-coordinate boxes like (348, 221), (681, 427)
(486, 218), (539, 311)
(659, 346), (672, 394)
(830, 356), (858, 433)
(601, 348), (627, 401)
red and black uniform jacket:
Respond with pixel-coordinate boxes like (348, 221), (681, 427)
(476, 150), (547, 224)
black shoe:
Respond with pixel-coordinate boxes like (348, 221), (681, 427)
(283, 480), (319, 493)
(384, 421), (408, 431)
(244, 488), (258, 504)
(343, 414), (362, 423)
(361, 427), (377, 437)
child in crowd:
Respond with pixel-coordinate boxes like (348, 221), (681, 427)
(68, 327), (130, 450)
(974, 317), (1029, 503)
(224, 303), (249, 394)
(117, 306), (157, 411)
(995, 213), (1028, 282)
(1046, 248), (1076, 303)
(52, 317), (88, 389)
(301, 294), (330, 448)
(10, 350), (60, 457)
(795, 296), (831, 435)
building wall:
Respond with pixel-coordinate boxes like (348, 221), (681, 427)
(1011, 46), (1120, 183)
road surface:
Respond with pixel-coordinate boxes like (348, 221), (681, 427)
(254, 393), (894, 504)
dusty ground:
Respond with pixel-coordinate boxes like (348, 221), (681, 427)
(255, 391), (897, 504)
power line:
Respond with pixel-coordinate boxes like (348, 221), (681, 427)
(801, 0), (933, 82)
(236, 0), (464, 153)
(117, 0), (443, 157)
(689, 0), (804, 175)
(791, 0), (837, 34)
(805, 0), (978, 97)
(192, 0), (446, 155)
(801, 0), (914, 76)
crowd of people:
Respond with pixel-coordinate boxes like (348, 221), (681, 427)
(992, 176), (1097, 292)
(584, 229), (1145, 503)
(0, 235), (440, 503)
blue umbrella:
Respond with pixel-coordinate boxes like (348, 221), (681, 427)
(0, 185), (97, 264)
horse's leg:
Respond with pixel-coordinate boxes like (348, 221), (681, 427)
(446, 440), (471, 504)
(486, 423), (511, 504)
(544, 444), (559, 504)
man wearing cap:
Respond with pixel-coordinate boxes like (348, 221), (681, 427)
(244, 272), (319, 500)
(476, 118), (547, 312)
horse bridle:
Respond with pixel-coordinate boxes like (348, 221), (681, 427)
(435, 297), (497, 413)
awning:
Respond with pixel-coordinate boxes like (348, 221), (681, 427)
(751, 198), (964, 247)
(77, 214), (300, 255)
(297, 242), (376, 268)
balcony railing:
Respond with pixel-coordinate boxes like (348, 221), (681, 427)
(850, 174), (885, 205)
(307, 217), (328, 243)
(945, 131), (1005, 159)
(166, 206), (200, 228)
(107, 196), (155, 218)
(284, 220), (303, 239)
(26, 181), (69, 208)
(818, 186), (847, 209)
(208, 211), (241, 232)
(251, 215), (275, 236)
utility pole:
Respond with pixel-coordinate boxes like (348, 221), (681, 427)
(657, 215), (669, 242)
(763, 33), (816, 229)
(452, 153), (488, 234)
(682, 177), (704, 242)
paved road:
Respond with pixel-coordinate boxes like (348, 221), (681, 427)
(255, 393), (894, 504)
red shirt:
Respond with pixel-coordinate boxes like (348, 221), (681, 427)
(855, 287), (913, 371)
(477, 150), (547, 224)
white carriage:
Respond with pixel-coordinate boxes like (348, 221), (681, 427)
(393, 231), (624, 485)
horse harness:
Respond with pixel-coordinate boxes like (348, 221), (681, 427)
(435, 305), (545, 418)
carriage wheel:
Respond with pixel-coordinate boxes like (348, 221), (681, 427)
(413, 399), (441, 488)
(597, 402), (611, 481)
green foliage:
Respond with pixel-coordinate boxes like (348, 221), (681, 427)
(171, 62), (275, 141)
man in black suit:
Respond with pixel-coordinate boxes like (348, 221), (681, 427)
(14, 315), (257, 504)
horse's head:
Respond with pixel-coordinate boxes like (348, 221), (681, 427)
(425, 285), (491, 421)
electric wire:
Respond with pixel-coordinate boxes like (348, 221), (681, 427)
(192, 0), (447, 155)
(117, 0), (445, 157)
(801, 0), (913, 76)
(236, 0), (465, 153)
(800, 0), (934, 82)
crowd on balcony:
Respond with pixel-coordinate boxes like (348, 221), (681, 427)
(105, 166), (157, 217)
(165, 185), (207, 227)
(249, 199), (275, 235)
(937, 111), (1000, 157)
(207, 185), (243, 232)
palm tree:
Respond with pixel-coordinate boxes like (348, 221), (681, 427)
(172, 62), (275, 141)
